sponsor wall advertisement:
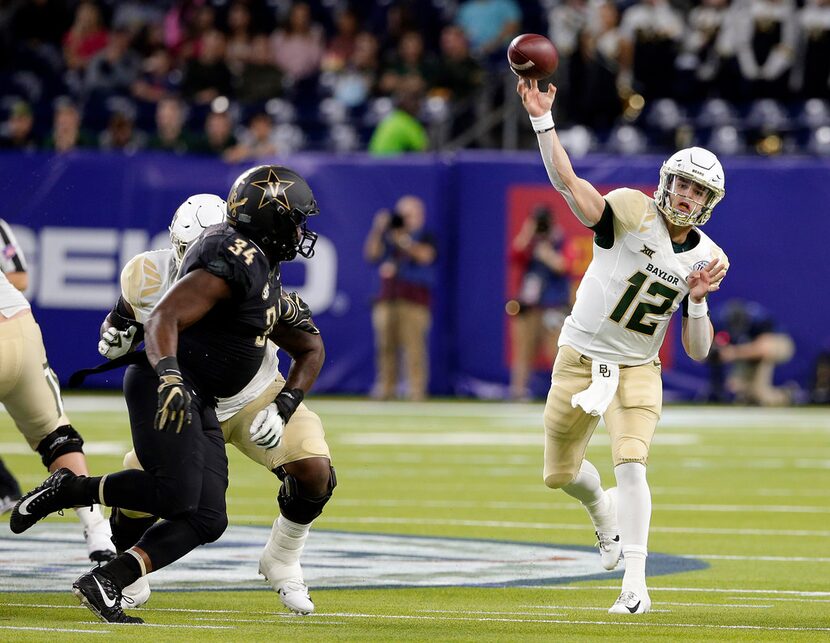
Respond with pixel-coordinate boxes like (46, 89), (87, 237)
(2, 151), (827, 400)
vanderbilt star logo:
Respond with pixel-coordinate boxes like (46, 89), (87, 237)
(640, 245), (655, 259)
(251, 168), (294, 210)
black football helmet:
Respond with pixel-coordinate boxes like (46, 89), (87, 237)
(226, 164), (319, 263)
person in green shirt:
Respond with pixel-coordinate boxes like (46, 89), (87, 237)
(368, 80), (429, 155)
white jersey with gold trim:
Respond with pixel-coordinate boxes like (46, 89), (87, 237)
(559, 188), (729, 366)
(0, 219), (30, 317)
(119, 248), (279, 421)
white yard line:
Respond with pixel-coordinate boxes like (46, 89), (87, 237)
(0, 625), (108, 634)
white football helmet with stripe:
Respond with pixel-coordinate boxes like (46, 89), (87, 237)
(169, 194), (227, 265)
(655, 147), (725, 227)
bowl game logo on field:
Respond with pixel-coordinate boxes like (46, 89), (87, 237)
(0, 525), (704, 591)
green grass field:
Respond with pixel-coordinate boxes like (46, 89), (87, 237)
(1, 396), (829, 641)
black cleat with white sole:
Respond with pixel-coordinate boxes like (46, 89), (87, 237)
(72, 569), (144, 624)
(9, 468), (77, 534)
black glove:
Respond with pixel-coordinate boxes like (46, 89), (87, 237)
(274, 387), (304, 423)
(279, 292), (320, 335)
(154, 356), (192, 433)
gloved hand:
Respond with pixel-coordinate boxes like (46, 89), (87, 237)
(98, 325), (138, 359)
(279, 292), (320, 335)
(154, 357), (192, 433)
(249, 388), (304, 448)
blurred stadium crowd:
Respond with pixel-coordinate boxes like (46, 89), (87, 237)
(0, 0), (829, 157)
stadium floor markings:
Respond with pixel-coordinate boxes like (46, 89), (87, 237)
(0, 625), (109, 635)
(315, 516), (830, 537)
(536, 586), (830, 597)
(297, 611), (830, 632)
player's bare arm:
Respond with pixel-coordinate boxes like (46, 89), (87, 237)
(270, 322), (325, 394)
(144, 269), (232, 367)
(681, 258), (724, 361)
(517, 79), (606, 225)
(6, 270), (28, 291)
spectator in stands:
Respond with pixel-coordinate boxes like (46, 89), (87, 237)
(131, 48), (179, 103)
(368, 78), (428, 155)
(223, 111), (279, 162)
(235, 35), (284, 105)
(572, 0), (623, 130)
(547, 0), (590, 123)
(181, 30), (233, 105)
(677, 0), (739, 101)
(62, 1), (109, 73)
(795, 0), (830, 99)
(364, 195), (437, 401)
(43, 98), (94, 153)
(431, 25), (486, 140)
(83, 27), (141, 99)
(11, 0), (71, 50)
(507, 205), (571, 401)
(708, 299), (796, 405)
(322, 7), (360, 72)
(98, 107), (145, 154)
(454, 0), (521, 67)
(225, 1), (255, 74)
(0, 101), (38, 151)
(618, 0), (684, 99)
(270, 2), (325, 84)
(329, 32), (381, 109)
(378, 31), (436, 97)
(146, 96), (193, 154)
(193, 109), (238, 156)
(733, 0), (798, 99)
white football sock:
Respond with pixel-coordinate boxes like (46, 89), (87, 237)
(74, 504), (110, 535)
(262, 516), (311, 584)
(562, 460), (615, 532)
(614, 462), (651, 591)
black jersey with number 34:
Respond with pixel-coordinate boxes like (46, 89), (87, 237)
(176, 223), (281, 399)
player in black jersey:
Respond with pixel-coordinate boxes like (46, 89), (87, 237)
(10, 165), (330, 624)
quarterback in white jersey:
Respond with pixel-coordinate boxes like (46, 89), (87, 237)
(518, 79), (728, 615)
(97, 194), (332, 615)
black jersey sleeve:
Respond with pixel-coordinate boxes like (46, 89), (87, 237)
(180, 228), (270, 299)
(591, 202), (615, 250)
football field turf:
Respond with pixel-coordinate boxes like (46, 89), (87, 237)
(1, 396), (828, 641)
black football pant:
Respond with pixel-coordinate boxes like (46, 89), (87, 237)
(99, 363), (229, 571)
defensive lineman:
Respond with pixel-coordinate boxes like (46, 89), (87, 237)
(99, 193), (332, 613)
(517, 79), (728, 614)
(11, 165), (333, 624)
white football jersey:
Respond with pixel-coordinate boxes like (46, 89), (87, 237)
(559, 188), (728, 366)
(120, 248), (280, 422)
(0, 219), (30, 318)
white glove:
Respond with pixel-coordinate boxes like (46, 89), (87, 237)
(249, 403), (285, 449)
(98, 325), (138, 359)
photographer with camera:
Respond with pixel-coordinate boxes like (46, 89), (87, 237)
(364, 195), (437, 401)
(507, 205), (571, 401)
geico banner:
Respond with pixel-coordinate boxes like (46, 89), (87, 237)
(1, 151), (826, 398)
(11, 225), (337, 314)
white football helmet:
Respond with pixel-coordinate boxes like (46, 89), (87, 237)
(169, 194), (227, 265)
(654, 147), (725, 227)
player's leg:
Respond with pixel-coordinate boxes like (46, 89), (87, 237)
(749, 334), (795, 405)
(2, 312), (114, 561)
(223, 383), (333, 614)
(73, 403), (228, 624)
(543, 347), (619, 568)
(603, 359), (662, 615)
(399, 301), (430, 401)
(371, 301), (398, 400)
(0, 456), (22, 513)
(509, 308), (539, 401)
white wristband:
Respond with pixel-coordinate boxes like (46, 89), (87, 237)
(687, 298), (709, 319)
(529, 112), (555, 133)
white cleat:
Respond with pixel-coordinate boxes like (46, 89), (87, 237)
(608, 589), (651, 614)
(595, 487), (621, 571)
(258, 551), (315, 614)
(277, 578), (315, 615)
(121, 576), (151, 608)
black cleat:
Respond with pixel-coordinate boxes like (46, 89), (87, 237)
(72, 569), (144, 624)
(9, 468), (77, 534)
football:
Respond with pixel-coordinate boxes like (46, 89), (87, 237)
(507, 33), (559, 80)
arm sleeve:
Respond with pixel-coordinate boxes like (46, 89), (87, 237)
(0, 219), (27, 273)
